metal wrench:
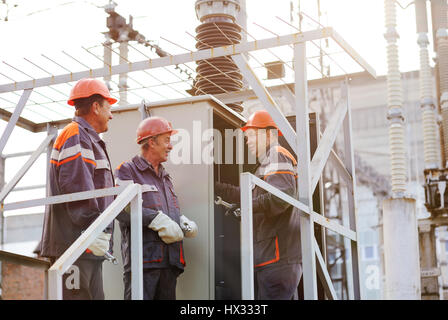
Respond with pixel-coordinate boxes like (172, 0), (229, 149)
(215, 196), (241, 219)
(104, 251), (118, 265)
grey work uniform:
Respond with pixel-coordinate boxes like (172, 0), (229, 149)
(115, 155), (185, 300)
(215, 143), (302, 300)
(40, 116), (115, 300)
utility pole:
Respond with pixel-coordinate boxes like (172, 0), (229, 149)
(103, 1), (194, 104)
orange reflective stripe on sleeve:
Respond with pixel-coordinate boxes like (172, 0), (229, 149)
(275, 146), (297, 166)
(53, 122), (79, 150)
(50, 152), (97, 167)
(82, 157), (97, 166)
(116, 161), (125, 171)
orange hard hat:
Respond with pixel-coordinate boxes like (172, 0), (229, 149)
(241, 110), (283, 136)
(136, 116), (178, 144)
(67, 78), (117, 106)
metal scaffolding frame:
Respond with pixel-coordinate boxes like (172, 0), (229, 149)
(0, 27), (374, 94)
(0, 25), (375, 300)
(2, 183), (144, 300)
(235, 47), (362, 298)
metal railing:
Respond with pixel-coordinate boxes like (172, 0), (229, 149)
(239, 172), (357, 300)
(2, 183), (144, 300)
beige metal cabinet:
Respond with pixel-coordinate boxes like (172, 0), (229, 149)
(102, 95), (245, 299)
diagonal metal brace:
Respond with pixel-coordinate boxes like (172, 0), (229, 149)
(315, 238), (338, 300)
(0, 89), (32, 155)
(310, 100), (348, 193)
(0, 133), (55, 203)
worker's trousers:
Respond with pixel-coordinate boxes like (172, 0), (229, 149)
(59, 258), (104, 300)
(254, 262), (302, 300)
(123, 267), (181, 300)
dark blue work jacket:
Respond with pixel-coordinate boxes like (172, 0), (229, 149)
(215, 144), (301, 270)
(114, 155), (185, 274)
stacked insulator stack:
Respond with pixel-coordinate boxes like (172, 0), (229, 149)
(194, 0), (244, 113)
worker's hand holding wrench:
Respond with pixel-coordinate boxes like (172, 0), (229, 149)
(85, 231), (118, 264)
(180, 215), (198, 238)
(215, 196), (241, 221)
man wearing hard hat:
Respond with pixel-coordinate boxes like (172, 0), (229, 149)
(215, 110), (302, 300)
(114, 116), (198, 300)
(40, 78), (117, 300)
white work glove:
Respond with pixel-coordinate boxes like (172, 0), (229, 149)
(148, 211), (184, 244)
(88, 232), (111, 256)
(180, 215), (198, 238)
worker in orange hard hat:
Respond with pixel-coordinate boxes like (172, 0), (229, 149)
(241, 109), (283, 135)
(40, 78), (117, 300)
(215, 109), (302, 300)
(114, 116), (198, 300)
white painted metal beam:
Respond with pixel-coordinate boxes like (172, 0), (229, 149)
(331, 29), (377, 79)
(0, 27), (377, 94)
(341, 82), (361, 300)
(314, 239), (338, 300)
(3, 185), (127, 211)
(0, 133), (55, 204)
(0, 89), (32, 154)
(130, 184), (143, 300)
(250, 171), (356, 241)
(240, 172), (255, 300)
(47, 269), (62, 300)
(295, 42), (317, 300)
(310, 100), (348, 193)
(328, 148), (353, 190)
(0, 29), (329, 93)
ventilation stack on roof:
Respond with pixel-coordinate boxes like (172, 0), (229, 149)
(194, 0), (244, 113)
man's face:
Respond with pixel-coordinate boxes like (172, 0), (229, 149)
(150, 132), (173, 163)
(244, 128), (268, 158)
(95, 100), (113, 133)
